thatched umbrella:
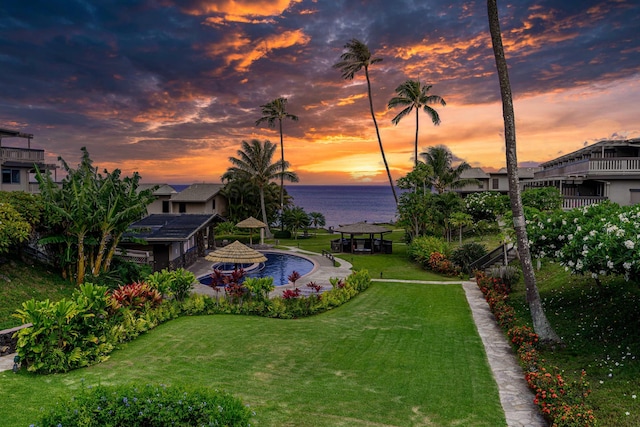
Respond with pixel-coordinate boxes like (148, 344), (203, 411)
(205, 240), (267, 269)
(236, 216), (268, 245)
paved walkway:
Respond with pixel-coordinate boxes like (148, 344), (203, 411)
(0, 249), (546, 426)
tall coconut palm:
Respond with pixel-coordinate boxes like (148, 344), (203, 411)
(255, 97), (299, 215)
(222, 139), (298, 238)
(421, 145), (477, 193)
(333, 38), (398, 206)
(388, 79), (446, 167)
(487, 0), (561, 344)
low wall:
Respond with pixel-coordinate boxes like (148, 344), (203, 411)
(0, 324), (31, 356)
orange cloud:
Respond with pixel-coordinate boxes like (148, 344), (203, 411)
(181, 0), (300, 19)
(205, 28), (311, 73)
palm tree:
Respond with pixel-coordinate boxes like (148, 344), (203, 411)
(256, 97), (299, 215)
(388, 79), (446, 167)
(308, 212), (326, 231)
(421, 145), (477, 193)
(333, 38), (398, 206)
(222, 139), (299, 238)
(487, 0), (561, 344)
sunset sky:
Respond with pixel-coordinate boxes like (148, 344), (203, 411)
(1, 0), (639, 185)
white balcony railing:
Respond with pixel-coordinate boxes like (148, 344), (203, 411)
(562, 196), (607, 210)
(537, 158), (640, 179)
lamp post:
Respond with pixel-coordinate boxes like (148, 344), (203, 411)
(12, 355), (20, 373)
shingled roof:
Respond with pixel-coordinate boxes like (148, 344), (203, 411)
(170, 183), (224, 202)
(335, 222), (391, 234)
(125, 214), (218, 242)
(137, 183), (177, 196)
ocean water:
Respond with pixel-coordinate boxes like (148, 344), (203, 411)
(285, 185), (399, 229)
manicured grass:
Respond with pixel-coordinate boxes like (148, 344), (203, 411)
(0, 258), (76, 330)
(0, 282), (506, 427)
(510, 261), (640, 426)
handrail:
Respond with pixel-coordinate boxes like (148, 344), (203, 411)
(469, 243), (514, 271)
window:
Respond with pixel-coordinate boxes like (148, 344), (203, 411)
(179, 202), (187, 213)
(2, 169), (20, 184)
(492, 178), (499, 190)
(211, 198), (216, 210)
(162, 201), (170, 213)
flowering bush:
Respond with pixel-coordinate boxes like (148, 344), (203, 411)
(427, 252), (460, 276)
(464, 191), (508, 222)
(475, 271), (596, 426)
(407, 235), (451, 267)
(527, 201), (640, 283)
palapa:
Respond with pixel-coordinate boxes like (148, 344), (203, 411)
(205, 240), (267, 265)
(236, 216), (268, 245)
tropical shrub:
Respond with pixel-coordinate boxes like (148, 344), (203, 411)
(0, 202), (31, 254)
(522, 186), (562, 212)
(13, 283), (115, 373)
(34, 383), (253, 427)
(451, 242), (487, 274)
(407, 235), (451, 268)
(243, 277), (274, 301)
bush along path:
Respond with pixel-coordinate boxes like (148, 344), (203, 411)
(475, 271), (596, 427)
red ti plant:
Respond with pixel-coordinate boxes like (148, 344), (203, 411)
(281, 288), (301, 299)
(109, 281), (162, 313)
(306, 281), (323, 296)
(287, 270), (301, 287)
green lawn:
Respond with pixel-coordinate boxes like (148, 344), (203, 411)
(0, 282), (506, 427)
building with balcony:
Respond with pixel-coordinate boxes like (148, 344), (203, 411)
(524, 138), (640, 208)
(0, 127), (57, 193)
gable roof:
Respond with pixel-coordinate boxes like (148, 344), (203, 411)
(125, 213), (219, 242)
(138, 183), (177, 196)
(170, 183), (224, 202)
(460, 167), (490, 179)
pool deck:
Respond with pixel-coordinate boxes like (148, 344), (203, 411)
(189, 246), (354, 298)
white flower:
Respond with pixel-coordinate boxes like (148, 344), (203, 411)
(624, 262), (632, 270)
(624, 240), (635, 250)
(607, 260), (615, 269)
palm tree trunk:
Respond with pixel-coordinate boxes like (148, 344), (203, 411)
(259, 186), (272, 238)
(364, 66), (398, 206)
(414, 108), (419, 167)
(488, 0), (561, 344)
(279, 118), (285, 229)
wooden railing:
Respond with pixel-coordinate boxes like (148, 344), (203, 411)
(0, 147), (45, 162)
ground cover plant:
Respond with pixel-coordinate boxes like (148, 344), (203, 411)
(0, 282), (506, 427)
(510, 261), (640, 426)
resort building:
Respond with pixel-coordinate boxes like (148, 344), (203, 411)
(457, 167), (539, 196)
(0, 127), (57, 193)
(164, 183), (228, 216)
(525, 138), (640, 208)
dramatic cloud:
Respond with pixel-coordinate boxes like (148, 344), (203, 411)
(0, 0), (638, 185)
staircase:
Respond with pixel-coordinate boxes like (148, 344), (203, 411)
(469, 242), (517, 272)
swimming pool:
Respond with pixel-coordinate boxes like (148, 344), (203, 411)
(198, 252), (315, 287)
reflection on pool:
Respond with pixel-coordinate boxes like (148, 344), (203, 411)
(198, 252), (315, 287)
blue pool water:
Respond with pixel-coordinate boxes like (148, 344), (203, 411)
(198, 252), (315, 287)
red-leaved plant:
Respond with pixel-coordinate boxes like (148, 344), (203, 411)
(109, 282), (162, 313)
